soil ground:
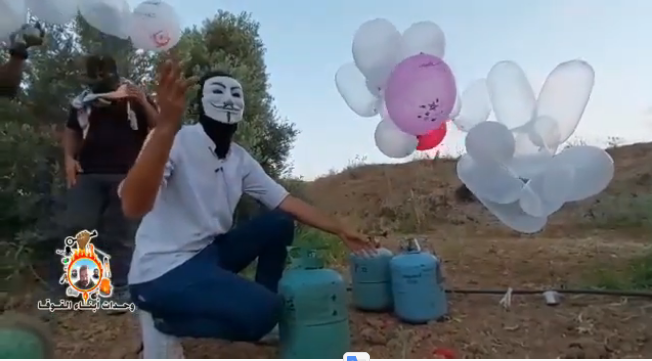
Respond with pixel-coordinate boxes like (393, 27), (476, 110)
(4, 142), (652, 358)
(5, 231), (651, 358)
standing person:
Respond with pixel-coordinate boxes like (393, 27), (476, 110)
(60, 54), (158, 309)
(119, 59), (376, 358)
(0, 23), (45, 98)
(0, 24), (52, 359)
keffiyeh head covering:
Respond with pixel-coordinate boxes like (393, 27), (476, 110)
(70, 54), (141, 138)
(70, 79), (139, 139)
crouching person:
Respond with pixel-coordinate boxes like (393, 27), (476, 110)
(120, 59), (376, 358)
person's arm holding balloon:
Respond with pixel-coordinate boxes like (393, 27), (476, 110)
(0, 23), (44, 98)
(120, 59), (196, 218)
(125, 83), (160, 128)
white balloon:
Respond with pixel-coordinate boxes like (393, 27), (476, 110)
(507, 122), (557, 179)
(365, 79), (383, 98)
(0, 0), (26, 38)
(374, 117), (418, 159)
(351, 18), (401, 90)
(554, 145), (614, 202)
(129, 0), (181, 51)
(398, 21), (446, 61)
(541, 163), (575, 203)
(487, 61), (536, 130)
(536, 60), (595, 146)
(465, 121), (515, 165)
(527, 115), (561, 151)
(518, 163), (574, 217)
(26, 0), (78, 25)
(477, 196), (548, 234)
(453, 79), (491, 132)
(79, 0), (131, 39)
(457, 154), (523, 204)
(518, 186), (546, 218)
(335, 62), (380, 118)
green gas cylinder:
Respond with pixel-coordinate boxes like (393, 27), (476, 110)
(278, 248), (350, 359)
(0, 313), (53, 359)
(349, 248), (394, 311)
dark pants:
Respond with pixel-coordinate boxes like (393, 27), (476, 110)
(57, 173), (138, 288)
(129, 210), (295, 342)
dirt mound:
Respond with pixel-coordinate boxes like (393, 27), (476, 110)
(304, 142), (652, 236)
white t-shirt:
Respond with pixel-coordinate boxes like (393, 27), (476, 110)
(126, 124), (289, 284)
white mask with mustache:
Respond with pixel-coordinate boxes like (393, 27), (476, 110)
(201, 76), (245, 124)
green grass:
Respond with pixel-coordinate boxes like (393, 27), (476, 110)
(588, 194), (652, 230)
(240, 226), (347, 279)
(585, 193), (652, 290)
(590, 252), (652, 290)
(292, 226), (347, 265)
(584, 193), (652, 291)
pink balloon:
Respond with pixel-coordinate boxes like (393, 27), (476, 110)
(385, 54), (457, 136)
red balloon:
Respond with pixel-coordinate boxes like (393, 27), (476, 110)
(416, 121), (447, 151)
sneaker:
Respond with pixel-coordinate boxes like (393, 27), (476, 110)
(141, 311), (184, 358)
(258, 324), (279, 345)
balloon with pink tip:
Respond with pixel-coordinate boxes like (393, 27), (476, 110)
(384, 54), (456, 136)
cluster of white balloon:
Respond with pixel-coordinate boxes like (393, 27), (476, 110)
(0, 0), (181, 52)
(335, 19), (455, 158)
(456, 60), (615, 233)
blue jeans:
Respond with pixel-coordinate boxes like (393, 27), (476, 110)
(129, 210), (295, 342)
(61, 174), (138, 288)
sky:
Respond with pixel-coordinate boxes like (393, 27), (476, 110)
(132, 0), (652, 180)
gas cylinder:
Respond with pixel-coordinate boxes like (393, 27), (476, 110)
(0, 313), (53, 359)
(390, 239), (447, 324)
(278, 248), (350, 359)
(349, 248), (393, 311)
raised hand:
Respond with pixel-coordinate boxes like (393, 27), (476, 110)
(154, 56), (196, 131)
(10, 22), (45, 52)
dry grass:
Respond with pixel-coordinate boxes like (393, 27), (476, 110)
(5, 141), (652, 358)
(302, 141), (652, 291)
(304, 141), (652, 237)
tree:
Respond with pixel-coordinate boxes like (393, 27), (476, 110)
(19, 15), (155, 130)
(0, 17), (158, 266)
(172, 11), (298, 221)
(0, 10), (298, 263)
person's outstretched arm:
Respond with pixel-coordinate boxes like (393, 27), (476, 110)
(242, 153), (377, 255)
(0, 23), (44, 98)
(119, 59), (196, 218)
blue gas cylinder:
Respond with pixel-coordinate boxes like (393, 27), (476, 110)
(278, 248), (350, 359)
(390, 239), (447, 324)
(349, 248), (394, 311)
